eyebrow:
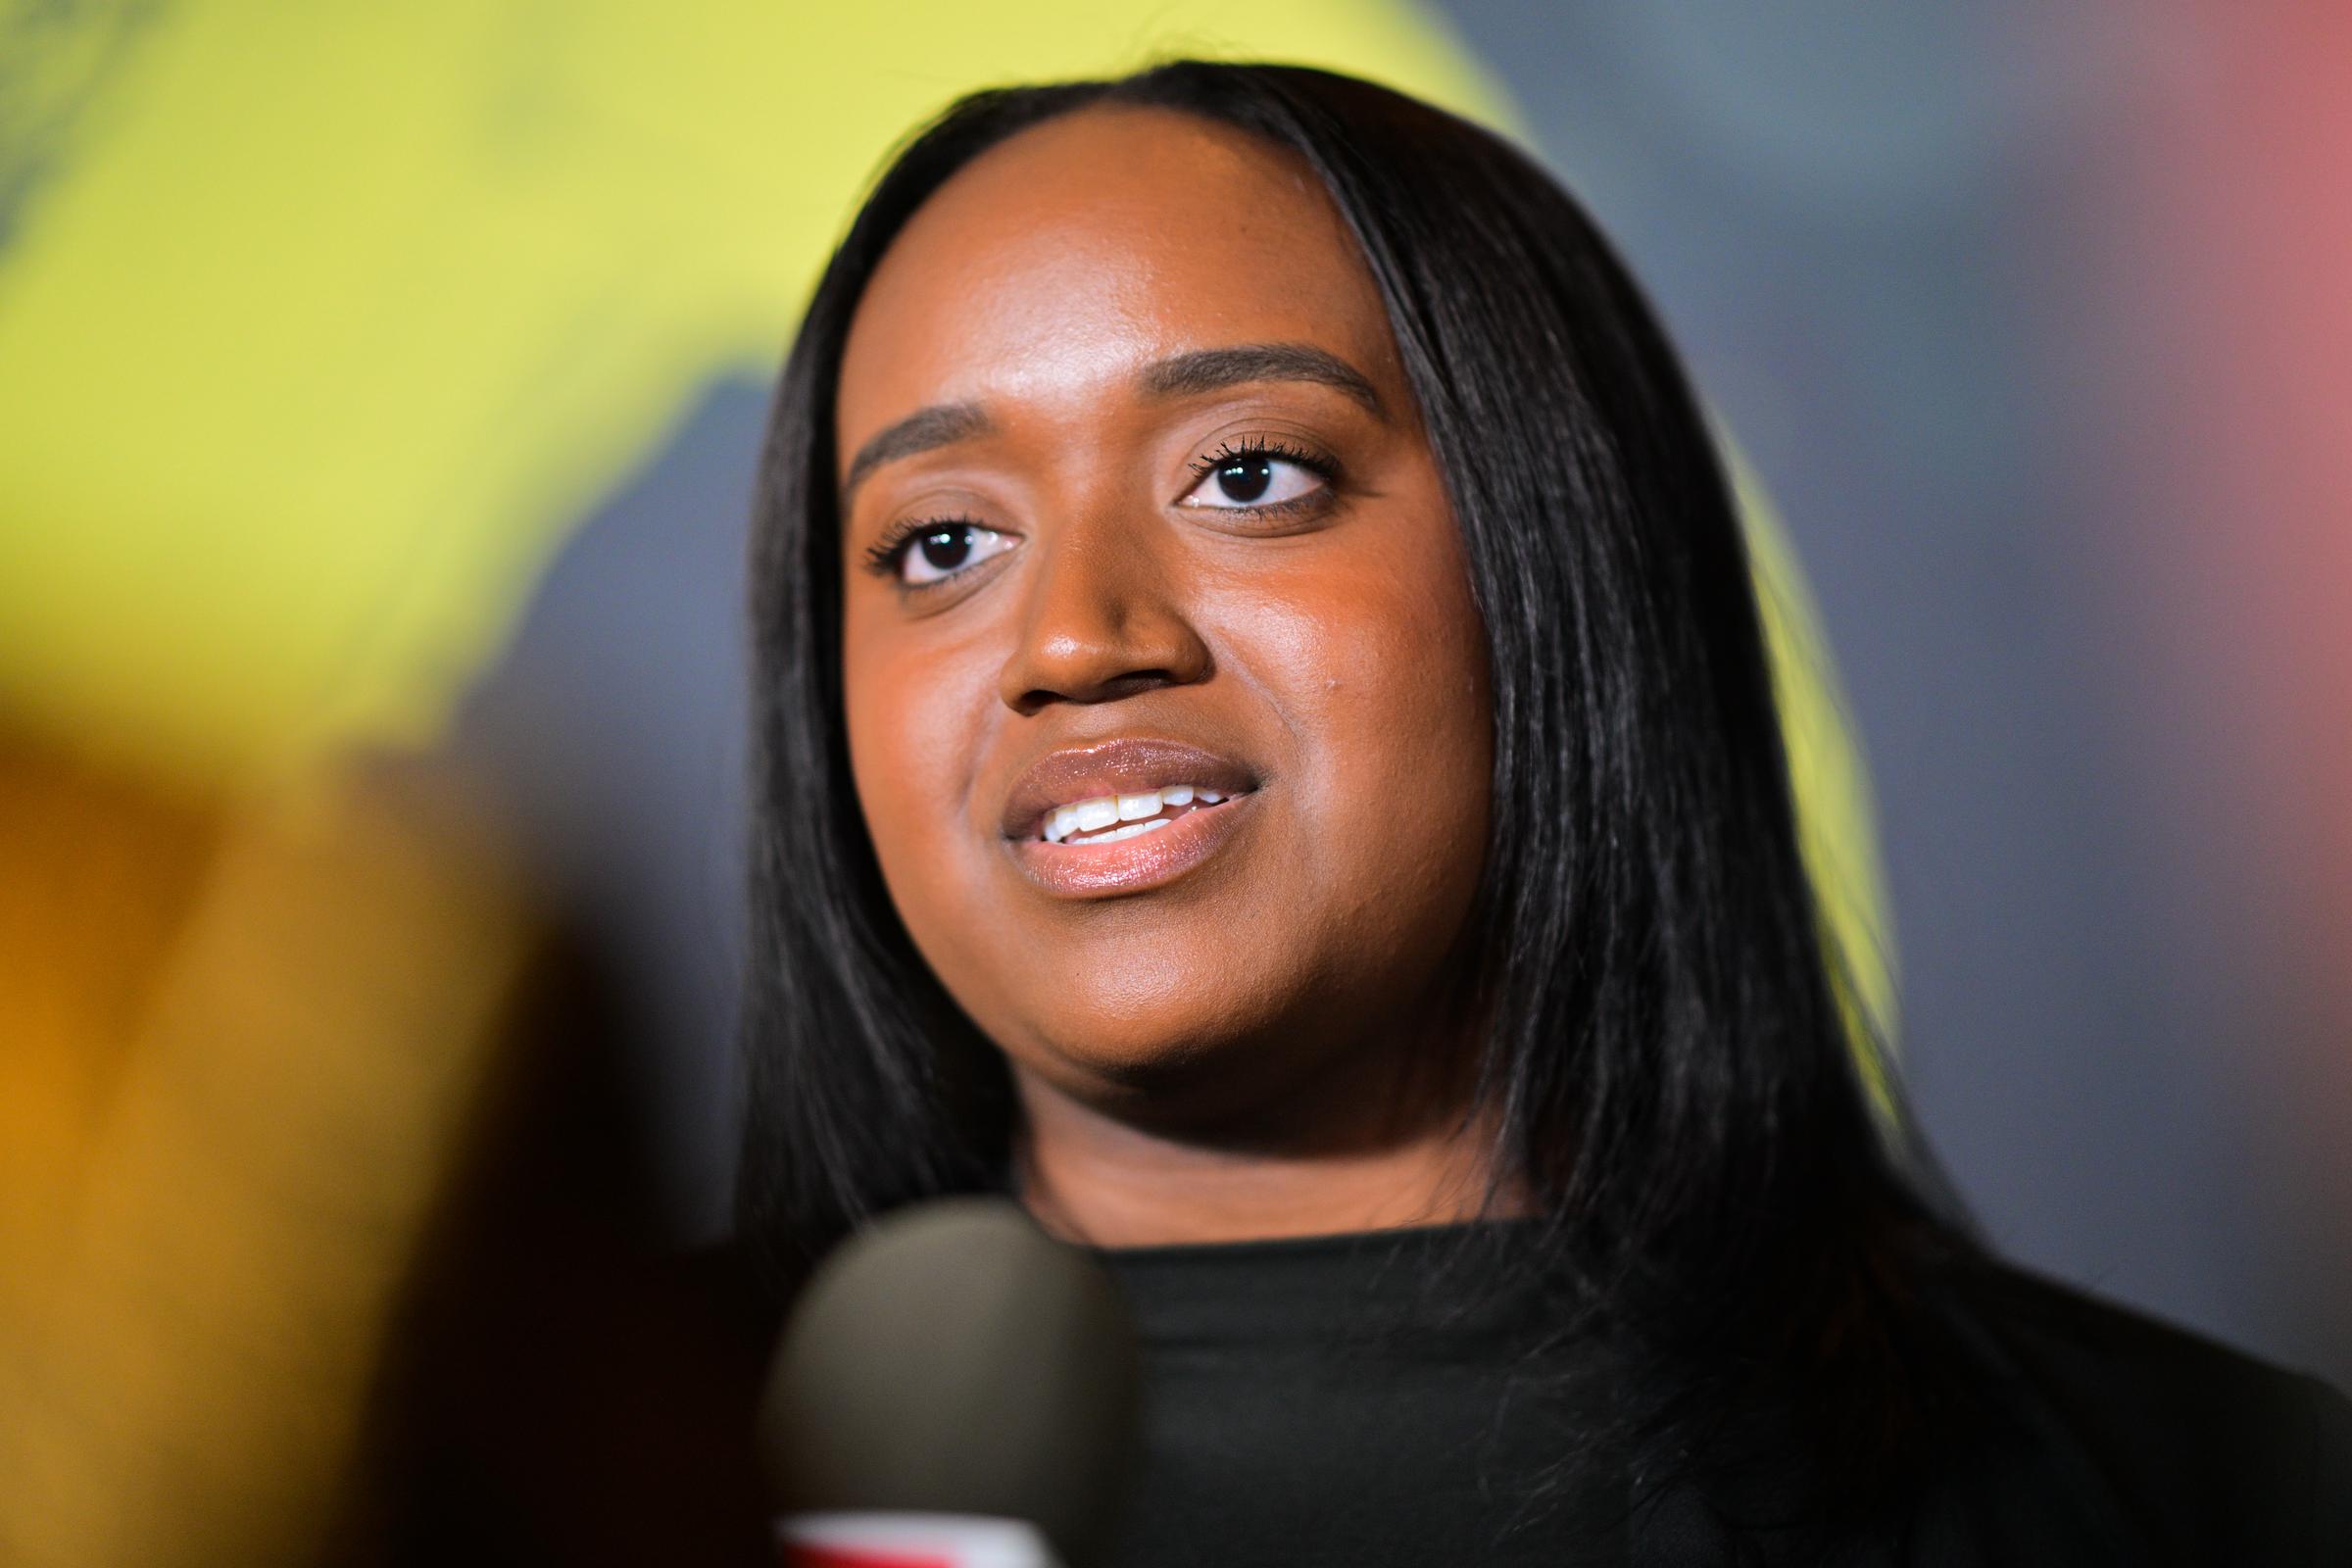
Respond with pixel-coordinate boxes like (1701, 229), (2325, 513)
(838, 342), (1384, 505)
(841, 402), (994, 504)
(1140, 342), (1385, 417)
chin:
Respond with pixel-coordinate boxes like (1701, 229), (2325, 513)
(1032, 988), (1283, 1088)
(1002, 962), (1380, 1126)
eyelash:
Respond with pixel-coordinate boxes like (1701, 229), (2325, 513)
(859, 436), (1343, 587)
(862, 513), (981, 578)
(1185, 437), (1340, 518)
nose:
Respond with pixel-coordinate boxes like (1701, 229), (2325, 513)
(996, 516), (1213, 714)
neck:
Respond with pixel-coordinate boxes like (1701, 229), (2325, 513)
(1009, 1045), (1521, 1249)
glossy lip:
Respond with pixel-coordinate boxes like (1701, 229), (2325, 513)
(1009, 791), (1259, 899)
(999, 737), (1258, 841)
(1001, 737), (1261, 900)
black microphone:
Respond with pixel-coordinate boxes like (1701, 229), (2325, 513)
(756, 1198), (1139, 1568)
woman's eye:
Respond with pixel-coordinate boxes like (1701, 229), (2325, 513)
(894, 522), (1016, 586)
(1179, 450), (1328, 511)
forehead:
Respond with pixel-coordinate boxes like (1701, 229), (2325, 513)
(835, 106), (1396, 454)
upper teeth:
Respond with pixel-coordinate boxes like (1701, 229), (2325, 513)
(1043, 784), (1227, 843)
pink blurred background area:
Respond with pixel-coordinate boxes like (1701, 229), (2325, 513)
(2073, 0), (2352, 1361)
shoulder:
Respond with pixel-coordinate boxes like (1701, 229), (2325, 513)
(1917, 1256), (2352, 1565)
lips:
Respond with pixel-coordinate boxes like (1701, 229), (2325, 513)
(999, 737), (1258, 842)
(1000, 737), (1261, 900)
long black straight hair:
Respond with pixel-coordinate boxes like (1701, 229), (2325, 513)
(742, 59), (1973, 1511)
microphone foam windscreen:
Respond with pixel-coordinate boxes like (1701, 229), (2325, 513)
(757, 1198), (1139, 1565)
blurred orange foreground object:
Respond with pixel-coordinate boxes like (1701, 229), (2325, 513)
(0, 735), (542, 1567)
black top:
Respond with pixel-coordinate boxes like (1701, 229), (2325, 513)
(1094, 1222), (2352, 1567)
(1099, 1222), (1602, 1565)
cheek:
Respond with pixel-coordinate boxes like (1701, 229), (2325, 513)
(1220, 513), (1494, 938)
(841, 609), (997, 931)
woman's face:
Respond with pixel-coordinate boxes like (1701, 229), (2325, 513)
(835, 107), (1493, 1126)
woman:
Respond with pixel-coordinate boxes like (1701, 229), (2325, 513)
(739, 61), (2348, 1564)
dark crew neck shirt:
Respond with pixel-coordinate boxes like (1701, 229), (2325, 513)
(1092, 1221), (2352, 1567)
(1096, 1221), (1606, 1566)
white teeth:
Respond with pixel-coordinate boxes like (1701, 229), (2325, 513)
(1037, 783), (1242, 844)
(1082, 817), (1173, 845)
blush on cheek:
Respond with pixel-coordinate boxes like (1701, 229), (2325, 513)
(842, 630), (998, 951)
(1300, 552), (1494, 933)
(1241, 550), (1491, 800)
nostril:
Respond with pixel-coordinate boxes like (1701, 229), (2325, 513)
(1100, 669), (1187, 698)
(1012, 668), (1191, 713)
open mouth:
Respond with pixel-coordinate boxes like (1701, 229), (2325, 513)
(1038, 783), (1240, 846)
(1001, 737), (1261, 898)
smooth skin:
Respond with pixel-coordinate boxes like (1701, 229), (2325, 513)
(836, 107), (1502, 1246)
